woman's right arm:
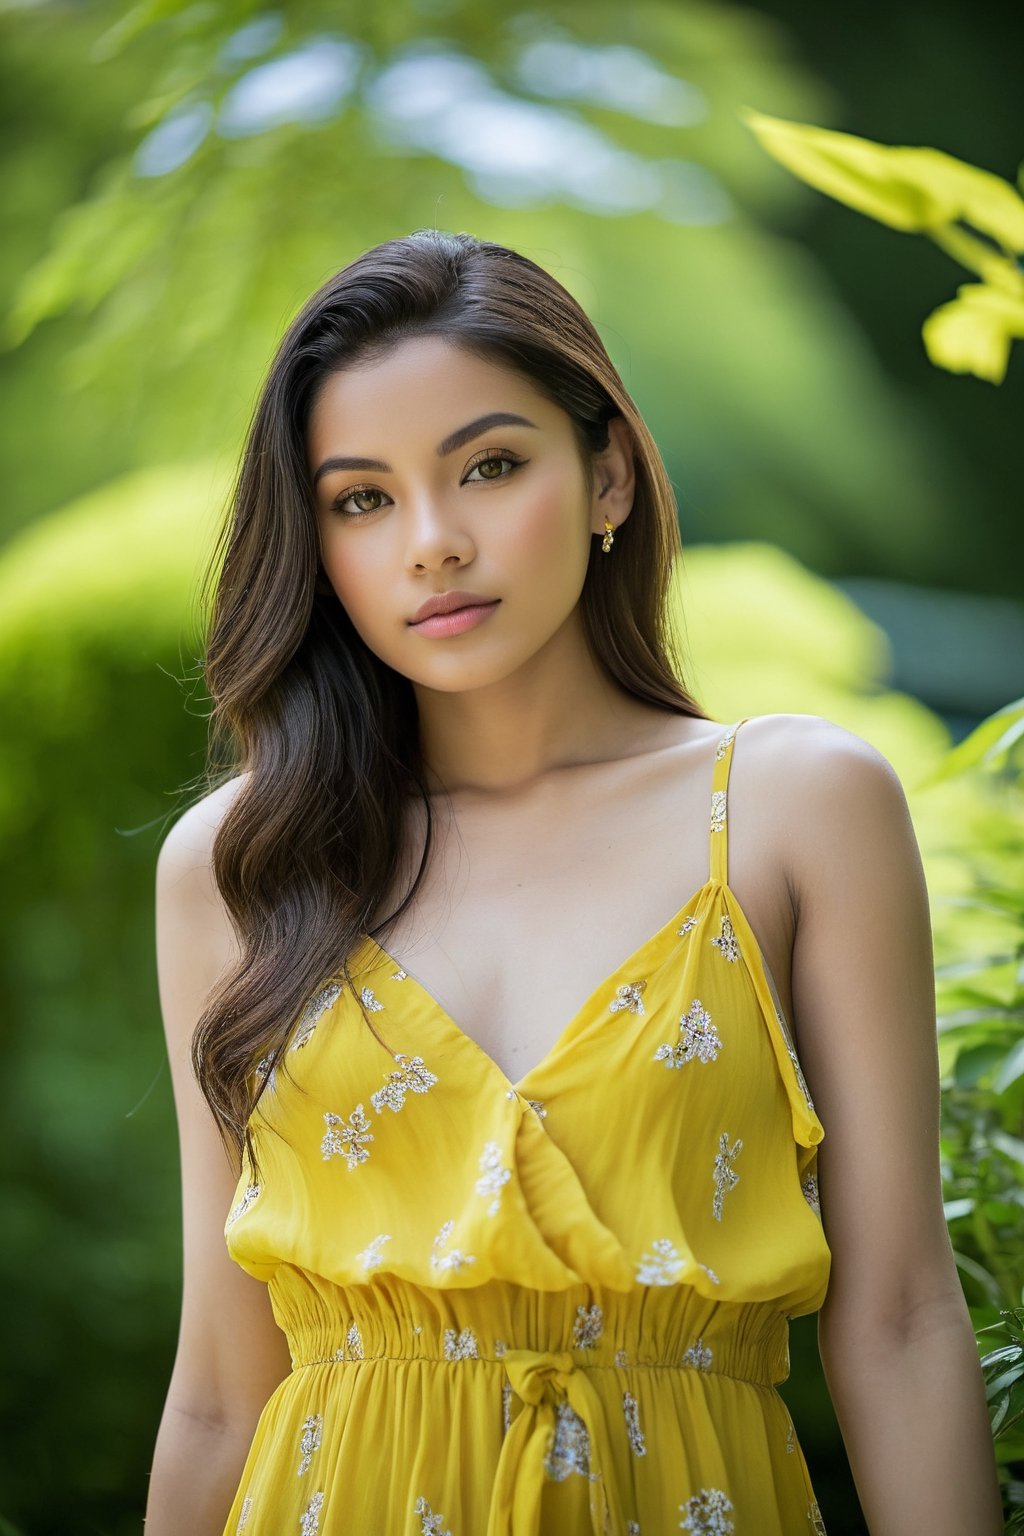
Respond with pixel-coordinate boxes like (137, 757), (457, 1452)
(144, 781), (293, 1535)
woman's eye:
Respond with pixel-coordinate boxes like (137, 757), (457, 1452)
(336, 487), (388, 516)
(465, 454), (522, 483)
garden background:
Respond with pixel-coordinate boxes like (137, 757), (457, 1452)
(0, 1), (1021, 1532)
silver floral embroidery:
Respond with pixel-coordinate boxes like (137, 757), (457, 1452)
(356, 1232), (392, 1271)
(332, 1346), (345, 1361)
(297, 1414), (322, 1476)
(636, 1237), (686, 1285)
(654, 999), (722, 1069)
(299, 1491), (325, 1535)
(360, 986), (385, 1012)
(291, 981), (343, 1050)
(712, 1132), (743, 1221)
(414, 1496), (451, 1536)
(506, 1086), (546, 1116)
(682, 1337), (713, 1371)
(789, 1042), (816, 1109)
(677, 914), (702, 938)
(346, 1322), (364, 1359)
(226, 1183), (260, 1228)
(475, 1141), (512, 1216)
(412, 1325), (422, 1336)
(369, 1053), (439, 1113)
(809, 1501), (827, 1534)
(501, 1378), (512, 1432)
(627, 1524), (641, 1536)
(623, 1391), (647, 1455)
(571, 1304), (604, 1349)
(614, 1347), (630, 1368)
(802, 1173), (821, 1214)
(786, 1420), (796, 1454)
(710, 915), (740, 962)
(715, 725), (737, 761)
(545, 1400), (599, 1482)
(430, 1218), (477, 1273)
(775, 1006), (817, 1111)
(494, 1337), (507, 1357)
(391, 969), (408, 981)
(236, 1496), (253, 1532)
(254, 1054), (277, 1092)
(321, 1105), (374, 1170)
(698, 1261), (721, 1285)
(710, 789), (727, 833)
(609, 980), (648, 1015)
(444, 1325), (479, 1360)
(680, 1487), (734, 1535)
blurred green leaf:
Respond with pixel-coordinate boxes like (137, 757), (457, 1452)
(742, 109), (1024, 247)
(918, 697), (1024, 787)
(743, 109), (1024, 383)
(995, 1042), (1024, 1096)
(922, 282), (1024, 384)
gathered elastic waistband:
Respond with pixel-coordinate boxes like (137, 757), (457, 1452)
(270, 1268), (792, 1387)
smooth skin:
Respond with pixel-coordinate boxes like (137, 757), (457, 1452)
(146, 337), (1002, 1534)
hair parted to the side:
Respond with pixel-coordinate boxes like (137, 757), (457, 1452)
(193, 229), (709, 1173)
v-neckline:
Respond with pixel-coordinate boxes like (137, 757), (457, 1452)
(354, 877), (725, 1096)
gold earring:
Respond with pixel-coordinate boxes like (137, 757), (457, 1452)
(601, 518), (615, 553)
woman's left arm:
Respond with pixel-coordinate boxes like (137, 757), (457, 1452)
(785, 719), (1003, 1536)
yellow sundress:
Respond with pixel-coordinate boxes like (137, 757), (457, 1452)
(222, 717), (832, 1535)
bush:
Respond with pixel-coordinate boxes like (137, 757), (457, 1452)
(925, 700), (1024, 1529)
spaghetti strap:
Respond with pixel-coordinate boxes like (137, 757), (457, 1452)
(709, 718), (749, 884)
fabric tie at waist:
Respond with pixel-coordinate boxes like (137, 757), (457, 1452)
(485, 1348), (625, 1536)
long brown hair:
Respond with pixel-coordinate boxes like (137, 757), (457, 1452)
(193, 230), (709, 1171)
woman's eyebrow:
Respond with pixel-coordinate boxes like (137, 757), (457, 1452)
(312, 412), (538, 486)
(437, 412), (538, 456)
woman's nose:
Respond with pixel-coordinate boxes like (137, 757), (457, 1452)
(404, 491), (474, 567)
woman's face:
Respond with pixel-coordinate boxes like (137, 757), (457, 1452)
(307, 334), (631, 694)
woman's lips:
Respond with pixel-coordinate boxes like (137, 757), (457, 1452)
(410, 600), (500, 637)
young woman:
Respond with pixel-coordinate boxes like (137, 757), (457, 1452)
(145, 231), (1001, 1536)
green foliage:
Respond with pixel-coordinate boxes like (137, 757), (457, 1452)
(0, 0), (970, 589)
(0, 469), (221, 1533)
(921, 697), (1024, 787)
(979, 1307), (1024, 1533)
(913, 701), (1024, 1526)
(745, 111), (1024, 384)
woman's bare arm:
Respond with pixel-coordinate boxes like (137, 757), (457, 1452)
(783, 718), (1002, 1536)
(144, 781), (292, 1536)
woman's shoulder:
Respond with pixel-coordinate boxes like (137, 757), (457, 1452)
(737, 708), (906, 801)
(157, 771), (251, 882)
(155, 774), (252, 1005)
(736, 711), (896, 773)
(736, 712), (914, 895)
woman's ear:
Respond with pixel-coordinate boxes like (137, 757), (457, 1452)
(591, 415), (636, 537)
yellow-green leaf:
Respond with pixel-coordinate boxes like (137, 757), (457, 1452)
(742, 109), (1024, 251)
(922, 282), (1024, 383)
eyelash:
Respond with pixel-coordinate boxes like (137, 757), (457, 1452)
(331, 450), (527, 518)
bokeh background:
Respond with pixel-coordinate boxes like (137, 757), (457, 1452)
(1, 2), (1022, 1532)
